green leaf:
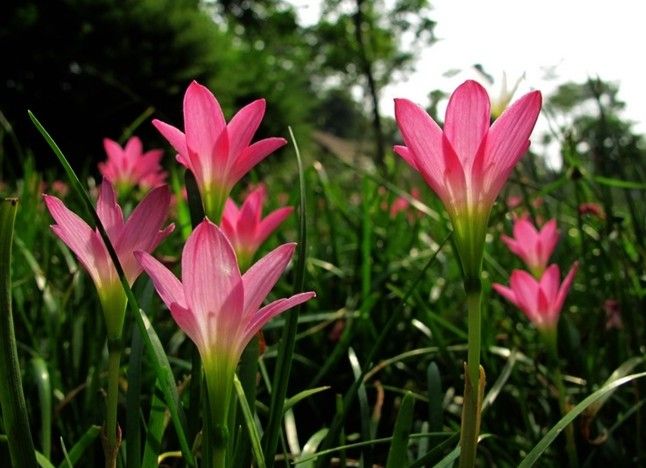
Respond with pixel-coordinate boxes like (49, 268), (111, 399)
(294, 428), (329, 468)
(31, 357), (52, 459)
(519, 371), (646, 467)
(56, 425), (101, 468)
(233, 374), (266, 468)
(593, 175), (646, 190)
(386, 391), (415, 468)
(0, 198), (37, 468)
(284, 386), (331, 414)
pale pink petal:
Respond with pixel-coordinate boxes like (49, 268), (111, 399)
(393, 145), (418, 172)
(241, 291), (316, 348)
(182, 220), (242, 319)
(554, 262), (578, 315)
(205, 279), (245, 353)
(96, 180), (124, 238)
(394, 99), (451, 202)
(152, 119), (189, 163)
(241, 243), (296, 318)
(501, 235), (527, 262)
(236, 187), (265, 246)
(537, 219), (559, 265)
(44, 195), (109, 286)
(256, 207), (293, 246)
(440, 136), (467, 209)
(116, 185), (173, 283)
(513, 217), (538, 243)
(481, 91), (541, 197)
(444, 81), (491, 171)
(227, 99), (266, 158)
(229, 137), (287, 186)
(134, 251), (186, 310)
(170, 303), (206, 353)
(103, 138), (124, 165)
(183, 81), (226, 161)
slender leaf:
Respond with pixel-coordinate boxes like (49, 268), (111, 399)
(57, 426), (102, 468)
(233, 374), (266, 468)
(386, 391), (415, 468)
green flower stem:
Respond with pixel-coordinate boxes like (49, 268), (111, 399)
(459, 285), (485, 468)
(204, 359), (234, 468)
(544, 330), (578, 467)
(104, 340), (123, 468)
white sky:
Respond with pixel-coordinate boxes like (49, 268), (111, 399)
(291, 0), (646, 167)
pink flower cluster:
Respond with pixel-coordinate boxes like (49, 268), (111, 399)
(493, 217), (577, 330)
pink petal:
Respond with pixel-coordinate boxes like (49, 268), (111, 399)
(241, 291), (315, 348)
(394, 99), (452, 203)
(227, 99), (266, 159)
(183, 81), (226, 161)
(152, 119), (189, 163)
(256, 206), (293, 246)
(135, 251), (186, 310)
(539, 264), (560, 304)
(236, 186), (266, 246)
(513, 217), (538, 243)
(241, 243), (296, 319)
(481, 90), (542, 197)
(509, 269), (540, 317)
(393, 145), (418, 172)
(44, 195), (109, 286)
(116, 185), (173, 284)
(103, 138), (124, 165)
(501, 235), (528, 264)
(492, 283), (519, 308)
(444, 80), (491, 171)
(124, 136), (143, 160)
(229, 137), (287, 186)
(170, 303), (206, 353)
(96, 180), (124, 239)
(537, 219), (559, 264)
(554, 262), (578, 315)
(181, 220), (242, 319)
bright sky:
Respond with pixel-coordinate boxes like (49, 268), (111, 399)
(292, 0), (646, 166)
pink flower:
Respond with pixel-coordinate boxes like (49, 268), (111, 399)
(603, 299), (623, 330)
(153, 81), (287, 221)
(394, 81), (541, 275)
(99, 136), (167, 194)
(221, 184), (293, 270)
(578, 202), (605, 220)
(44, 180), (174, 337)
(502, 217), (559, 277)
(493, 263), (578, 330)
(135, 220), (315, 429)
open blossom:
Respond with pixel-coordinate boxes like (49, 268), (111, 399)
(394, 80), (541, 275)
(44, 180), (174, 337)
(135, 220), (315, 436)
(502, 217), (559, 277)
(99, 136), (167, 193)
(493, 263), (578, 330)
(153, 81), (287, 221)
(221, 184), (293, 270)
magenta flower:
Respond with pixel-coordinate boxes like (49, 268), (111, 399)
(502, 217), (559, 277)
(221, 184), (293, 270)
(44, 180), (174, 337)
(136, 220), (314, 449)
(394, 80), (541, 275)
(99, 136), (167, 194)
(493, 263), (578, 330)
(152, 81), (287, 221)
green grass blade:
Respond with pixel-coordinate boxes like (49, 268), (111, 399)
(294, 428), (329, 468)
(0, 197), (37, 468)
(519, 371), (646, 467)
(233, 374), (266, 468)
(56, 425), (102, 468)
(427, 362), (443, 433)
(385, 391), (415, 468)
(261, 127), (308, 467)
(141, 383), (168, 468)
(348, 346), (373, 465)
(31, 357), (52, 459)
(28, 111), (195, 466)
(125, 325), (144, 468)
(35, 451), (56, 468)
(284, 386), (331, 414)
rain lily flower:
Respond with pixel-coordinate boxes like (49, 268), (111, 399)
(153, 81), (287, 222)
(135, 220), (314, 459)
(493, 263), (578, 331)
(221, 184), (293, 271)
(394, 80), (541, 277)
(502, 217), (559, 277)
(99, 136), (167, 195)
(491, 72), (525, 119)
(44, 180), (174, 338)
(578, 202), (605, 219)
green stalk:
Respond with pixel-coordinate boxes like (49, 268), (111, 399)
(544, 329), (578, 467)
(458, 286), (484, 468)
(204, 361), (234, 468)
(104, 341), (123, 468)
(0, 198), (37, 468)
